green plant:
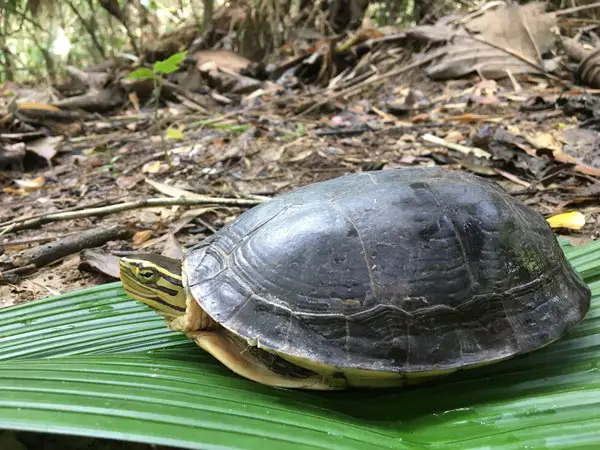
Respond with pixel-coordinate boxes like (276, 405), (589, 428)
(96, 154), (122, 176)
(280, 122), (306, 141)
(128, 51), (187, 167)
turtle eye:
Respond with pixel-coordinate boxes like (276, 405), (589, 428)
(138, 267), (158, 283)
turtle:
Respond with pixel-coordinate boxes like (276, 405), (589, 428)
(119, 167), (590, 390)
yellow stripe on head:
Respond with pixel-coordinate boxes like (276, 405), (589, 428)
(119, 254), (187, 318)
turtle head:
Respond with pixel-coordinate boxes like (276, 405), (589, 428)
(119, 254), (187, 318)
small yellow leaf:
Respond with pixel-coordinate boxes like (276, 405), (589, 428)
(142, 160), (162, 174)
(166, 125), (185, 140)
(525, 131), (562, 152)
(547, 211), (586, 230)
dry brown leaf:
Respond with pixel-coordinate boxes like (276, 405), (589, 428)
(445, 113), (512, 123)
(371, 106), (397, 122)
(444, 130), (465, 143)
(128, 92), (140, 112)
(466, 3), (555, 56)
(522, 130), (562, 152)
(551, 151), (600, 177)
(398, 134), (416, 143)
(288, 148), (314, 162)
(560, 127), (600, 172)
(410, 113), (431, 122)
(195, 50), (251, 73)
(161, 233), (184, 260)
(470, 80), (500, 104)
(15, 101), (60, 111)
(3, 187), (27, 195)
(78, 249), (121, 279)
(145, 178), (206, 199)
(14, 176), (45, 191)
(26, 136), (63, 164)
(426, 2), (556, 80)
(261, 145), (286, 162)
(133, 230), (154, 246)
(515, 128), (600, 177)
(137, 207), (215, 250)
(116, 176), (140, 189)
(505, 125), (539, 157)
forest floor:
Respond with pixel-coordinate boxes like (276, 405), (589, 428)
(2, 69), (599, 307)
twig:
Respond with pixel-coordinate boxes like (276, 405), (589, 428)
(2, 196), (266, 233)
(422, 133), (492, 159)
(0, 196), (126, 228)
(293, 54), (440, 118)
(0, 223), (16, 238)
(521, 12), (542, 62)
(315, 124), (373, 137)
(194, 216), (218, 234)
(162, 80), (209, 111)
(0, 264), (36, 282)
(10, 224), (130, 269)
(2, 233), (76, 248)
(494, 168), (531, 188)
(555, 2), (600, 16)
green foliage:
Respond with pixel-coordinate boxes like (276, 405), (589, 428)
(124, 51), (188, 166)
(153, 51), (187, 74)
(127, 51), (187, 81)
(127, 68), (155, 80)
(0, 240), (600, 448)
(283, 122), (306, 140)
(210, 122), (251, 133)
(1, 0), (198, 84)
(166, 126), (185, 140)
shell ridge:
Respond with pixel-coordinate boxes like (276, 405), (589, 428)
(224, 202), (291, 257)
(424, 182), (478, 295)
(364, 172), (378, 185)
(329, 200), (380, 301)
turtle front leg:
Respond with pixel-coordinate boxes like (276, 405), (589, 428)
(169, 289), (217, 332)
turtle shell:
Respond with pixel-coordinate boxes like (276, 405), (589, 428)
(185, 167), (590, 373)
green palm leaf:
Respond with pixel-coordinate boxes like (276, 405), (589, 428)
(1, 240), (600, 449)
